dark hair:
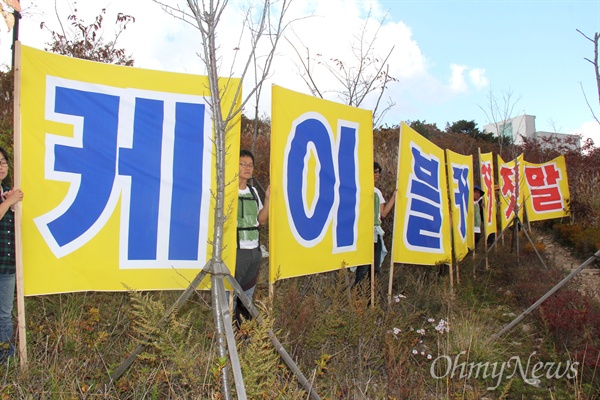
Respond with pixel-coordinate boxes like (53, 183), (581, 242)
(0, 147), (8, 163)
(374, 162), (382, 173)
(240, 149), (255, 164)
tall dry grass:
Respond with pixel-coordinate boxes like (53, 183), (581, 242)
(0, 119), (598, 398)
(0, 237), (598, 398)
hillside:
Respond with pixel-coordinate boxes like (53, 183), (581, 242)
(2, 119), (598, 399)
(0, 225), (597, 399)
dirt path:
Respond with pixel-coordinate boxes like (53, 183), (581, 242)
(537, 233), (600, 300)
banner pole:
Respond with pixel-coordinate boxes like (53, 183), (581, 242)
(443, 151), (456, 290)
(514, 157), (521, 266)
(387, 126), (402, 304)
(386, 204), (397, 304)
(477, 148), (489, 272)
(12, 40), (27, 367)
(370, 260), (375, 307)
(387, 257), (394, 304)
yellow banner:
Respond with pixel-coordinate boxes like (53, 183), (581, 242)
(497, 154), (525, 231)
(19, 45), (241, 295)
(522, 155), (570, 221)
(270, 85), (373, 282)
(479, 151), (497, 240)
(445, 150), (474, 260)
(392, 123), (452, 266)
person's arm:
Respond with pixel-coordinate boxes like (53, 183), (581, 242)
(0, 188), (24, 220)
(0, 201), (10, 221)
(381, 189), (397, 218)
(258, 185), (270, 225)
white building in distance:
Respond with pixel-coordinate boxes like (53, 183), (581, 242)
(482, 114), (580, 149)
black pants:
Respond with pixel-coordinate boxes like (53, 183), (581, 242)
(234, 247), (261, 327)
(354, 235), (383, 286)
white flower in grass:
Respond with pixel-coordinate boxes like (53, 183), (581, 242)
(393, 293), (407, 302)
(427, 354), (432, 360)
(427, 318), (435, 323)
(393, 327), (401, 336)
(412, 349), (418, 355)
(435, 319), (450, 334)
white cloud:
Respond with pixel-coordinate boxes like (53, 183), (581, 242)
(469, 67), (488, 89)
(448, 64), (488, 94)
(240, 0), (430, 119)
(0, 0), (493, 128)
(571, 120), (600, 145)
(449, 64), (468, 93)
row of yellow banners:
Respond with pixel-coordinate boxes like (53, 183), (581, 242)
(16, 45), (570, 296)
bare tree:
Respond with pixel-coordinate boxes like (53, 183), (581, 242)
(135, 1), (320, 399)
(577, 29), (600, 125)
(546, 118), (563, 134)
(41, 0), (135, 65)
(478, 87), (521, 158)
(245, 1), (296, 154)
(287, 9), (396, 127)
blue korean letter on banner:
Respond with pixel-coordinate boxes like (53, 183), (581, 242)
(392, 123), (452, 266)
(445, 149), (474, 260)
(270, 85), (373, 282)
(19, 45), (241, 295)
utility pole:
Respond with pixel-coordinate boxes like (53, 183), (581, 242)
(11, 5), (20, 69)
(2, 0), (21, 69)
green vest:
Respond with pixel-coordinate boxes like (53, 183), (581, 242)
(374, 191), (382, 226)
(238, 187), (260, 246)
(474, 200), (482, 230)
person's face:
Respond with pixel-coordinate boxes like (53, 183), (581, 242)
(374, 168), (381, 183)
(0, 156), (8, 182)
(474, 190), (482, 200)
(239, 156), (254, 180)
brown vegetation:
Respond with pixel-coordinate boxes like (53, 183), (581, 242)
(1, 6), (599, 392)
(0, 104), (597, 397)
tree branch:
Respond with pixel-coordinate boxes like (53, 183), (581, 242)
(577, 29), (600, 127)
(580, 81), (600, 125)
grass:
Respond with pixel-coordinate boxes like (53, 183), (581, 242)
(0, 231), (598, 399)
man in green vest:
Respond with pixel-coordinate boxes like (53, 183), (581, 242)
(234, 149), (269, 326)
(354, 162), (396, 286)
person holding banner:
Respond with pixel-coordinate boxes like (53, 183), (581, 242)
(0, 147), (23, 362)
(474, 185), (485, 245)
(354, 162), (396, 287)
(234, 149), (269, 326)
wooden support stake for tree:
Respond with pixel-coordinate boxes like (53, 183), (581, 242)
(106, 266), (210, 386)
(492, 250), (600, 339)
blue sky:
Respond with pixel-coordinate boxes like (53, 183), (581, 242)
(381, 1), (600, 138)
(1, 0), (600, 143)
